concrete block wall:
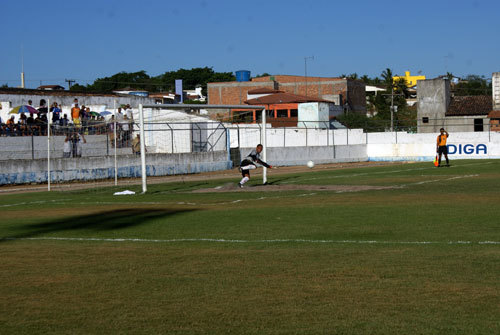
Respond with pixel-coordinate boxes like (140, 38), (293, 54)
(239, 145), (367, 167)
(0, 151), (231, 185)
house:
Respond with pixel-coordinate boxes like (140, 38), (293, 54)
(417, 77), (494, 133)
(37, 85), (65, 91)
(229, 91), (342, 128)
(207, 73), (366, 120)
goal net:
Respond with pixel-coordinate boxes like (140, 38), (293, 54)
(137, 104), (266, 193)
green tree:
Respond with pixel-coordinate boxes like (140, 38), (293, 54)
(453, 75), (492, 96)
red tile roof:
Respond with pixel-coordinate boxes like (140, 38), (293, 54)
(245, 92), (331, 105)
(446, 95), (492, 116)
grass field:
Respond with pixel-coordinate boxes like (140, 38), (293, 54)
(1, 160), (499, 334)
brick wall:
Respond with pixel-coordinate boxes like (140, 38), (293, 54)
(207, 81), (276, 105)
(207, 76), (366, 113)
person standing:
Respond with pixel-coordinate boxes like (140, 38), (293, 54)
(436, 128), (450, 167)
(71, 103), (80, 121)
(238, 144), (272, 188)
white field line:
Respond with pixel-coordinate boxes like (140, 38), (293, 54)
(0, 192), (320, 209)
(2, 236), (499, 245)
(281, 161), (493, 184)
(402, 174), (479, 186)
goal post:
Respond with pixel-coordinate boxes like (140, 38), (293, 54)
(138, 104), (266, 193)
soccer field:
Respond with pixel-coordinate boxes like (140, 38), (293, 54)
(1, 160), (499, 334)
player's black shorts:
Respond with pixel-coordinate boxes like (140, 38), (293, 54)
(438, 146), (448, 155)
(240, 159), (255, 177)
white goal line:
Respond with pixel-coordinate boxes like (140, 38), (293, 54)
(2, 236), (499, 245)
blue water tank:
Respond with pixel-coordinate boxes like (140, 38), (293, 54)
(235, 70), (251, 82)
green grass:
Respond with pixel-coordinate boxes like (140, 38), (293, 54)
(1, 160), (499, 334)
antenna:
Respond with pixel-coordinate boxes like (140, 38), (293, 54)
(65, 79), (76, 90)
(21, 45), (25, 88)
(304, 55), (314, 97)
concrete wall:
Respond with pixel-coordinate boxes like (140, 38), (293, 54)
(367, 131), (500, 161)
(239, 145), (367, 167)
(417, 78), (451, 133)
(0, 151), (231, 185)
(493, 72), (500, 110)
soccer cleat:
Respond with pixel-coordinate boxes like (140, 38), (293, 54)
(238, 183), (243, 188)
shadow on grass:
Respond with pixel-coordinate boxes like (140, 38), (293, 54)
(265, 175), (300, 185)
(1, 208), (195, 242)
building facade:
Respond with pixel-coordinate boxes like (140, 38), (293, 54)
(417, 78), (493, 133)
(207, 75), (366, 116)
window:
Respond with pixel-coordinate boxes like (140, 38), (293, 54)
(474, 118), (484, 132)
(290, 109), (298, 117)
(277, 109), (288, 118)
(422, 117), (429, 123)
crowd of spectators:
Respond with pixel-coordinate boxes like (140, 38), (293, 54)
(0, 99), (135, 148)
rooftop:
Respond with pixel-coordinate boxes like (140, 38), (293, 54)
(446, 95), (492, 116)
(247, 88), (283, 94)
(245, 92), (331, 105)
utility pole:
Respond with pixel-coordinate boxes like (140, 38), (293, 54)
(304, 55), (314, 97)
(65, 79), (75, 90)
(382, 87), (404, 132)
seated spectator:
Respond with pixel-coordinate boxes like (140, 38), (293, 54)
(6, 116), (16, 136)
(18, 113), (28, 136)
(27, 112), (35, 135)
(34, 115), (44, 136)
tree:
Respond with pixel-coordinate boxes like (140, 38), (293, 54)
(254, 73), (271, 78)
(453, 74), (491, 96)
(381, 68), (393, 89)
(69, 83), (87, 92)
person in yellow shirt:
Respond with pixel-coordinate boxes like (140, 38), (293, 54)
(436, 128), (450, 167)
(71, 103), (81, 121)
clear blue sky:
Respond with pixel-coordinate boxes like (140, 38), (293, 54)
(1, 0), (499, 88)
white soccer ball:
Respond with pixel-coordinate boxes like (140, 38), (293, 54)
(307, 160), (315, 169)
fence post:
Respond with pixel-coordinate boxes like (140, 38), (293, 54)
(31, 133), (35, 159)
(333, 129), (336, 159)
(283, 126), (286, 147)
(305, 124), (308, 147)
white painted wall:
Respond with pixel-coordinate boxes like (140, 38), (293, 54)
(229, 125), (500, 161)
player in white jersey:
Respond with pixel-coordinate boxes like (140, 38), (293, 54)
(238, 144), (272, 188)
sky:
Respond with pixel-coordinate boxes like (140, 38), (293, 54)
(1, 0), (499, 89)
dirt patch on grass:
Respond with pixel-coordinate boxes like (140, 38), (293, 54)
(193, 183), (397, 193)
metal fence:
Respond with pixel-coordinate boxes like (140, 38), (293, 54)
(0, 121), (229, 160)
(1, 118), (498, 161)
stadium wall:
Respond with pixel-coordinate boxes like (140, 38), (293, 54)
(0, 152), (231, 185)
(366, 131), (500, 161)
(238, 145), (367, 166)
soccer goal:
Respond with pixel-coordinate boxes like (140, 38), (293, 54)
(137, 104), (266, 193)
